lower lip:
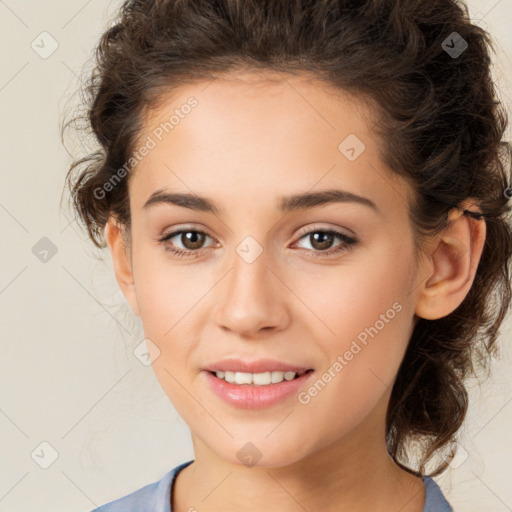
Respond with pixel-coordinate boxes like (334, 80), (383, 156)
(203, 370), (315, 409)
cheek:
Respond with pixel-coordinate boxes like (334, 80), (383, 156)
(292, 269), (413, 445)
(293, 245), (415, 389)
(294, 245), (413, 340)
(130, 244), (213, 387)
(131, 244), (205, 335)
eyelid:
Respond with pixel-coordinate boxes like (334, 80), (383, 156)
(161, 224), (216, 240)
(293, 223), (356, 241)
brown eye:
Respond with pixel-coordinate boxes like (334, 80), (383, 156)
(293, 227), (358, 259)
(158, 229), (215, 257)
(308, 231), (336, 251)
(179, 231), (207, 250)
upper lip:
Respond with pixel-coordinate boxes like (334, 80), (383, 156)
(202, 358), (313, 374)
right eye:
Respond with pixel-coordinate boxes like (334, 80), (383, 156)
(158, 228), (217, 258)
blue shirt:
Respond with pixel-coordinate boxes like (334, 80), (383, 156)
(89, 460), (453, 512)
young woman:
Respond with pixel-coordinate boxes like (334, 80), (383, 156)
(63, 0), (512, 510)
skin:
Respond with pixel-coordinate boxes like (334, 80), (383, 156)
(105, 70), (486, 512)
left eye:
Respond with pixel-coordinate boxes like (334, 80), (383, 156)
(293, 229), (356, 253)
(158, 228), (358, 258)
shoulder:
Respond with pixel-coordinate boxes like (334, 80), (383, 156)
(87, 472), (172, 512)
(422, 476), (453, 512)
(87, 461), (194, 512)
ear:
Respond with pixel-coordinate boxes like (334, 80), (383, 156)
(104, 216), (140, 317)
(414, 202), (486, 320)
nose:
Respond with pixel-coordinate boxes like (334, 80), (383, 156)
(213, 246), (291, 338)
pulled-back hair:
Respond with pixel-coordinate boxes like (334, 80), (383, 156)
(62, 0), (512, 475)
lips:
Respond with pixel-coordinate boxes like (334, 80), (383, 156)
(203, 368), (316, 409)
(202, 357), (313, 375)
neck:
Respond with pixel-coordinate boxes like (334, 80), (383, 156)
(172, 410), (425, 512)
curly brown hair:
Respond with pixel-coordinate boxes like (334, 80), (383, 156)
(62, 0), (512, 476)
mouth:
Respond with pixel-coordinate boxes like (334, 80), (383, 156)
(207, 368), (314, 386)
(202, 368), (316, 409)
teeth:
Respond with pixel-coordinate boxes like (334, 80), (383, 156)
(214, 370), (300, 385)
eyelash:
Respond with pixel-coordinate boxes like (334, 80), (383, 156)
(157, 225), (358, 260)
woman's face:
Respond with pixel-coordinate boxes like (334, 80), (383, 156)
(117, 71), (427, 467)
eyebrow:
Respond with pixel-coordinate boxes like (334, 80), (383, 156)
(142, 188), (379, 214)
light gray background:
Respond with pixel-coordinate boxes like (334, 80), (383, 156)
(0, 1), (511, 511)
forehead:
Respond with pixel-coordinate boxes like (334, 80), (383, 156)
(140, 69), (377, 145)
(129, 70), (411, 216)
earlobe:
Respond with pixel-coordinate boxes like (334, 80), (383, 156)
(104, 217), (140, 317)
(414, 205), (486, 320)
